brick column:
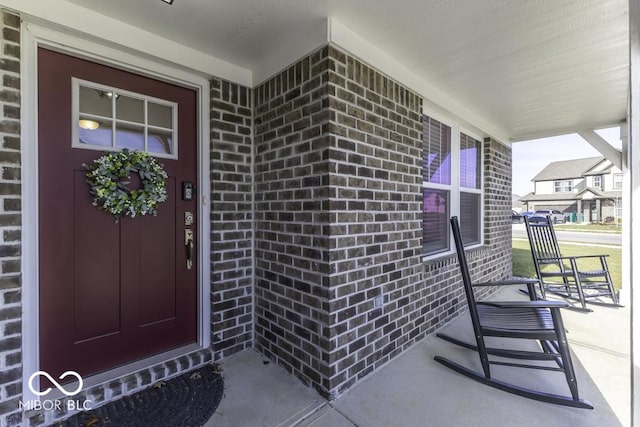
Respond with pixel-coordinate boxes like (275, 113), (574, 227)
(482, 137), (513, 277)
(254, 47), (333, 392)
(210, 78), (254, 359)
(0, 10), (22, 427)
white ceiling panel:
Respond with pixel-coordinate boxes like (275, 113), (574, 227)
(56, 0), (629, 141)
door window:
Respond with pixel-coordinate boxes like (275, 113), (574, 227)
(72, 78), (178, 159)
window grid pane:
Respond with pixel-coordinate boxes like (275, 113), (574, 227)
(423, 117), (451, 185)
(423, 188), (450, 255)
(460, 133), (481, 189)
(460, 192), (481, 245)
(115, 122), (145, 151)
(79, 86), (112, 117)
(115, 95), (144, 124)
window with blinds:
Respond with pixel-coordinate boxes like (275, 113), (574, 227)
(423, 115), (484, 257)
(459, 133), (482, 245)
(423, 117), (452, 256)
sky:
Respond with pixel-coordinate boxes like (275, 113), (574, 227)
(511, 126), (622, 197)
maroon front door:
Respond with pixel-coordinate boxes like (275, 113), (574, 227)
(38, 48), (198, 382)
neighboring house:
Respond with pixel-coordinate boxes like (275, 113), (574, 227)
(520, 156), (623, 223)
(0, 1), (630, 426)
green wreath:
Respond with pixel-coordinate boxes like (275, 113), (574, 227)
(83, 149), (168, 222)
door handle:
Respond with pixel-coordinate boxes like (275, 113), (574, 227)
(185, 229), (194, 270)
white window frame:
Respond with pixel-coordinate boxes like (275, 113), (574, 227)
(554, 179), (572, 193)
(614, 173), (623, 189)
(72, 78), (179, 159)
(422, 111), (484, 261)
(554, 181), (562, 193)
(459, 128), (484, 248)
(593, 175), (602, 190)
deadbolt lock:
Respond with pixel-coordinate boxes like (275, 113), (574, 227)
(185, 211), (194, 226)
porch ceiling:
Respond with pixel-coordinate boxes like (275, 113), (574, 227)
(60, 0), (629, 142)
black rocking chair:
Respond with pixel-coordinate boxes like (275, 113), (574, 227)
(524, 216), (619, 311)
(433, 216), (593, 409)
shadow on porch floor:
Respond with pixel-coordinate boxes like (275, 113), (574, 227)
(205, 287), (629, 427)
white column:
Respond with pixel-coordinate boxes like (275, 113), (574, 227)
(629, 0), (639, 424)
(577, 199), (582, 224)
(621, 123), (629, 306)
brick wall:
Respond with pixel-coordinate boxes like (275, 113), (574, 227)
(0, 10), (22, 427)
(210, 78), (254, 359)
(252, 45), (514, 399)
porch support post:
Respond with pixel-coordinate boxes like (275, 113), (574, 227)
(629, 0), (639, 424)
(576, 199), (582, 224)
(620, 123), (629, 307)
(595, 199), (601, 223)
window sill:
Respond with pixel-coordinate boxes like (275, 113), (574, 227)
(421, 242), (485, 264)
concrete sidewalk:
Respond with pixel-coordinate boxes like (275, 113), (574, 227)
(205, 287), (630, 427)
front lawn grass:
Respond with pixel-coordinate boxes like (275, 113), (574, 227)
(512, 239), (622, 292)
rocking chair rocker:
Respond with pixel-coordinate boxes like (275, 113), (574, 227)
(433, 216), (593, 409)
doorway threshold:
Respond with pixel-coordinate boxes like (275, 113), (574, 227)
(45, 343), (206, 401)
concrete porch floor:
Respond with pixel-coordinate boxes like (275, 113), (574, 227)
(205, 287), (630, 427)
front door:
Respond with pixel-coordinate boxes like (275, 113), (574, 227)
(38, 48), (198, 383)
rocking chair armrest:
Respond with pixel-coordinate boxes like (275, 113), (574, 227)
(537, 256), (574, 262)
(473, 278), (540, 287)
(538, 254), (608, 263)
(478, 300), (569, 309)
(567, 254), (609, 260)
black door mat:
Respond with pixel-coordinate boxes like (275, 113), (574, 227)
(56, 364), (224, 427)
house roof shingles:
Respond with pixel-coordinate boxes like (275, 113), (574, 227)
(532, 156), (604, 181)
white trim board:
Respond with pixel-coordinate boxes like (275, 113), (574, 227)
(21, 21), (211, 402)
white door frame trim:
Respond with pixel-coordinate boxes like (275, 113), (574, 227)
(21, 21), (211, 402)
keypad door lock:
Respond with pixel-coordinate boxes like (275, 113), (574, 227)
(182, 181), (194, 200)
